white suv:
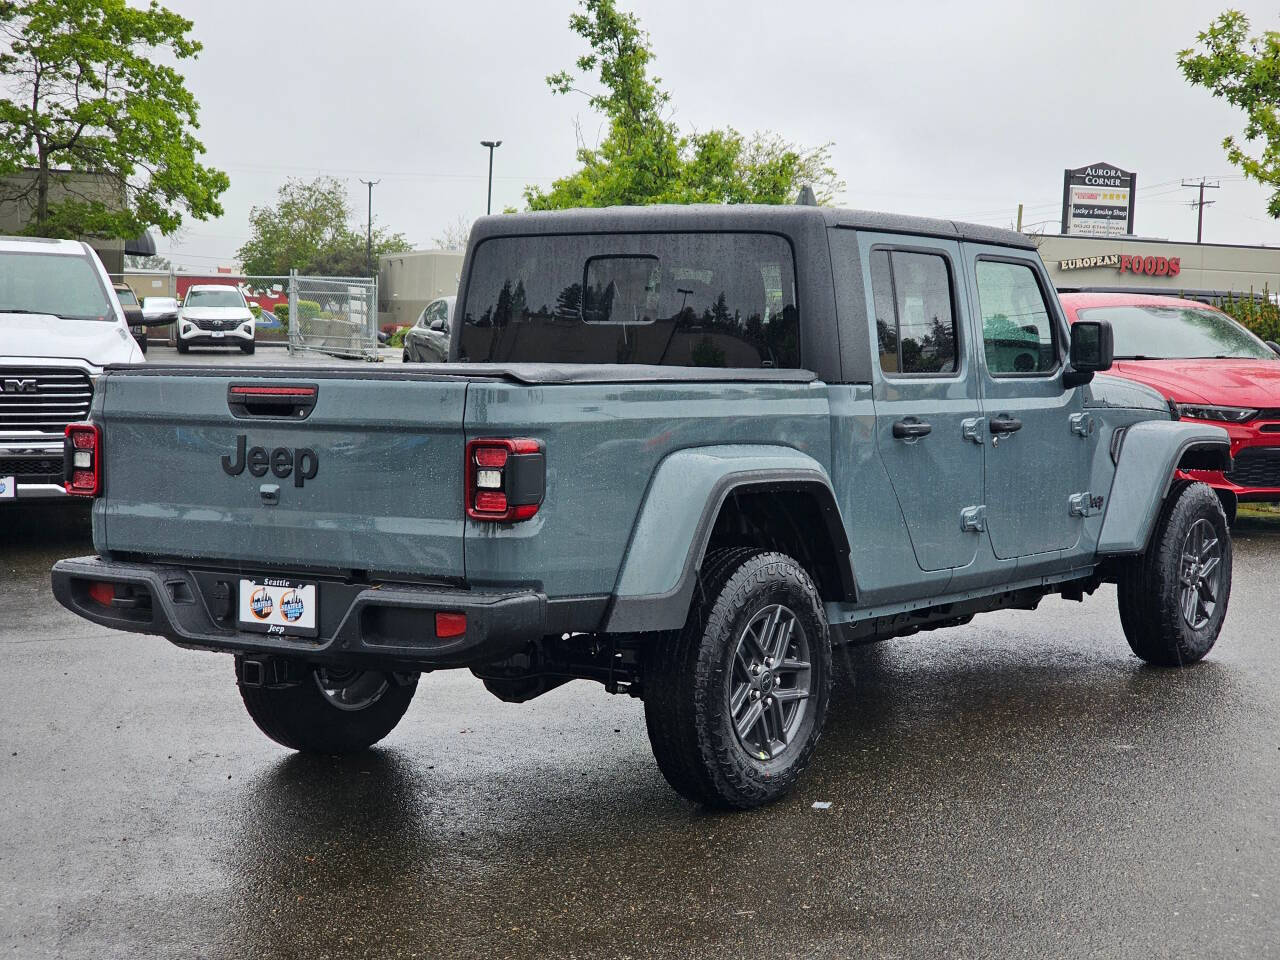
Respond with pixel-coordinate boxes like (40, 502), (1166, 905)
(0, 235), (143, 501)
(177, 284), (255, 354)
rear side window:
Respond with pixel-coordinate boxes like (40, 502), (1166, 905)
(975, 260), (1058, 375)
(869, 249), (958, 375)
(460, 233), (798, 367)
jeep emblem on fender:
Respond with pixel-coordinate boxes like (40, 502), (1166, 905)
(0, 378), (37, 393)
(221, 434), (318, 488)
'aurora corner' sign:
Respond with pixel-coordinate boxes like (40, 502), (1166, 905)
(1061, 162), (1136, 238)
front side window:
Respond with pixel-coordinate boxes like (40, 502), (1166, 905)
(0, 252), (112, 321)
(869, 248), (958, 375)
(975, 261), (1058, 375)
(1077, 303), (1276, 361)
(185, 288), (245, 309)
(460, 233), (799, 368)
(115, 287), (138, 306)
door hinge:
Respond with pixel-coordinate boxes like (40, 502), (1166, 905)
(960, 504), (987, 532)
(1069, 412), (1095, 438)
(961, 417), (985, 445)
(1069, 492), (1104, 517)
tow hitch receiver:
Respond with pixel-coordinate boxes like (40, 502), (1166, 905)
(237, 656), (304, 689)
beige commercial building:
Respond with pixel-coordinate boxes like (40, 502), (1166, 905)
(378, 249), (465, 328)
(0, 169), (146, 273)
(1036, 234), (1280, 298)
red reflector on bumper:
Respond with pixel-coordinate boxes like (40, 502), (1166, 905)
(87, 582), (114, 607)
(435, 612), (467, 639)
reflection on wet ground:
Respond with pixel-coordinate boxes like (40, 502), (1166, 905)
(2, 510), (1278, 958)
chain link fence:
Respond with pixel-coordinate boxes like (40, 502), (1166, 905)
(287, 274), (379, 361)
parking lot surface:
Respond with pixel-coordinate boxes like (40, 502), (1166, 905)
(3, 504), (1278, 959)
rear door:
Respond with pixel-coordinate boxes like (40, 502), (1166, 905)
(861, 233), (985, 572)
(963, 247), (1092, 560)
(97, 371), (469, 578)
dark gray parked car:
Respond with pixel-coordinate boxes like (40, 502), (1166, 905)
(402, 296), (454, 363)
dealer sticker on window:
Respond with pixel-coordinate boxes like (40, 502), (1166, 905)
(238, 578), (318, 637)
(0, 476), (13, 499)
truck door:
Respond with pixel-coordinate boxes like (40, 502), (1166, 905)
(862, 234), (985, 572)
(963, 247), (1093, 560)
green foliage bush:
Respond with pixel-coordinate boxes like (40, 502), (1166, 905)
(1216, 288), (1280, 343)
(389, 327), (408, 348)
(297, 299), (322, 320)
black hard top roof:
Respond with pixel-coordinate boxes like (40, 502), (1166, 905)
(469, 203), (1035, 250)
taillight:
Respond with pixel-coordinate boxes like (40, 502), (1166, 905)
(465, 437), (545, 522)
(64, 423), (101, 496)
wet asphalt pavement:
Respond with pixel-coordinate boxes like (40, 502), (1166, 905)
(2, 506), (1278, 959)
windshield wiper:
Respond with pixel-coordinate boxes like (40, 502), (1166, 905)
(0, 307), (100, 321)
(1113, 354), (1157, 360)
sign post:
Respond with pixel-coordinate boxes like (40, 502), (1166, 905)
(1061, 162), (1136, 237)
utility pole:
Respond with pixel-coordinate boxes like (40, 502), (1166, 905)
(359, 178), (379, 276)
(1181, 178), (1220, 244)
(1016, 203), (1024, 232)
(480, 140), (502, 215)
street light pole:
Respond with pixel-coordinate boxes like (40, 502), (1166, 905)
(359, 178), (379, 276)
(480, 140), (502, 215)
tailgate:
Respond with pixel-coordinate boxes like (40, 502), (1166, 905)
(95, 371), (468, 579)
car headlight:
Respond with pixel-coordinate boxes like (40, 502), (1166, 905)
(1175, 404), (1258, 423)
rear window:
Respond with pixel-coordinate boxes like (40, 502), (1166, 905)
(185, 287), (244, 309)
(459, 232), (799, 367)
(0, 251), (112, 321)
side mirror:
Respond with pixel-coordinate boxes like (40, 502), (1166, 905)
(1063, 319), (1113, 388)
(1266, 340), (1280, 357)
(429, 319), (446, 332)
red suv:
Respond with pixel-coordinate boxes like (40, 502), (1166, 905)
(1060, 292), (1280, 518)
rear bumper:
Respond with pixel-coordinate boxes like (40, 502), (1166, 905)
(51, 555), (546, 670)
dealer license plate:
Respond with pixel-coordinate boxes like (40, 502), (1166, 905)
(0, 476), (13, 499)
(211, 330), (224, 338)
(238, 578), (318, 637)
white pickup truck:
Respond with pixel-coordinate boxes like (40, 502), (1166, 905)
(0, 235), (143, 501)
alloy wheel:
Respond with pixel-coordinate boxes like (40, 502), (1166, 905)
(729, 604), (812, 760)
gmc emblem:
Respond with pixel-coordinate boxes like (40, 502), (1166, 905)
(0, 378), (37, 394)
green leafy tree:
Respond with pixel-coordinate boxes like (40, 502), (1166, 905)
(0, 0), (229, 238)
(237, 176), (411, 277)
(1179, 11), (1280, 216)
(525, 0), (843, 210)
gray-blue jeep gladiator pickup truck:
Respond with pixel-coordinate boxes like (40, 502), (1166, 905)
(52, 205), (1234, 809)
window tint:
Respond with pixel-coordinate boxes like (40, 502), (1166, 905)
(868, 249), (958, 375)
(115, 287), (138, 306)
(975, 261), (1057, 374)
(460, 233), (798, 368)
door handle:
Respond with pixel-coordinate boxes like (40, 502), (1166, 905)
(989, 415), (1023, 435)
(892, 418), (933, 440)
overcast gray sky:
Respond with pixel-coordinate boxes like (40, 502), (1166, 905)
(157, 0), (1280, 270)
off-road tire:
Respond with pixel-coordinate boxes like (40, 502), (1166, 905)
(643, 549), (832, 809)
(240, 341), (255, 355)
(175, 338), (189, 354)
(236, 660), (417, 753)
(1118, 481), (1231, 667)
